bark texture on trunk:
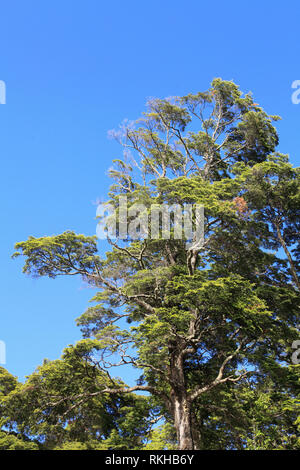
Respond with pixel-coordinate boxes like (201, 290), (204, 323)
(169, 342), (195, 450)
(173, 397), (194, 450)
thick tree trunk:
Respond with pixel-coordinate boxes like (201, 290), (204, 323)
(168, 341), (195, 450)
(173, 396), (194, 450)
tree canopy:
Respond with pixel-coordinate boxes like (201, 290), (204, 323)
(2, 79), (299, 450)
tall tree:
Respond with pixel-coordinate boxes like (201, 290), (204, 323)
(13, 79), (299, 450)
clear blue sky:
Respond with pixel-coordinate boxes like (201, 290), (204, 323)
(0, 0), (300, 384)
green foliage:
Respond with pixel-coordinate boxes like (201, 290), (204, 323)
(0, 345), (151, 450)
(13, 232), (99, 279)
(143, 424), (177, 450)
(0, 431), (39, 450)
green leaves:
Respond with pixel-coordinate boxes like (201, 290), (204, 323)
(146, 98), (192, 132)
(0, 343), (151, 450)
(13, 231), (99, 278)
(0, 431), (39, 450)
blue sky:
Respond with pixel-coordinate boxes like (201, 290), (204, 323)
(0, 0), (300, 384)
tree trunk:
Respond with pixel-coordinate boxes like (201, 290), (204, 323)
(173, 396), (194, 450)
(168, 342), (194, 450)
